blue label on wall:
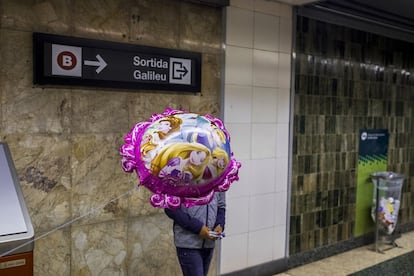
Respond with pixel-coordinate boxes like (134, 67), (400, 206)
(355, 129), (389, 236)
(358, 130), (389, 160)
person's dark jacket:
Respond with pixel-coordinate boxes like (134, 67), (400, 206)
(164, 192), (226, 249)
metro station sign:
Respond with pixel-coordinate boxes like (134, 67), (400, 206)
(33, 32), (201, 92)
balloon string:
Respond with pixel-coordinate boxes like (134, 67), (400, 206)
(0, 186), (138, 258)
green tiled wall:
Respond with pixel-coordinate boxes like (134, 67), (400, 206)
(290, 16), (414, 254)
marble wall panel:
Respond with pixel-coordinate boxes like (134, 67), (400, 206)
(126, 93), (191, 127)
(73, 0), (131, 42)
(71, 91), (129, 134)
(201, 53), (222, 97)
(127, 0), (181, 48)
(72, 220), (128, 275)
(34, 229), (71, 276)
(128, 185), (164, 217)
(2, 87), (71, 135)
(71, 134), (130, 225)
(0, 30), (72, 135)
(127, 213), (181, 275)
(179, 2), (222, 53)
(0, 1), (68, 33)
(0, 30), (32, 86)
(126, 91), (220, 127)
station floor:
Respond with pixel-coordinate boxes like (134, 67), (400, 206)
(274, 230), (414, 276)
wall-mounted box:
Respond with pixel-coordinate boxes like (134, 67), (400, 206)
(0, 143), (34, 276)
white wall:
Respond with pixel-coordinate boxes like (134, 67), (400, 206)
(221, 0), (292, 273)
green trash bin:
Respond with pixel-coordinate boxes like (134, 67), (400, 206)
(371, 172), (404, 235)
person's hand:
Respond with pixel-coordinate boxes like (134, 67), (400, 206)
(213, 225), (223, 234)
(199, 225), (211, 239)
(211, 225), (223, 240)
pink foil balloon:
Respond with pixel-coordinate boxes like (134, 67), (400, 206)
(120, 108), (241, 209)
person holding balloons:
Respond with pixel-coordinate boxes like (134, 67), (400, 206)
(119, 109), (241, 275)
(164, 192), (226, 276)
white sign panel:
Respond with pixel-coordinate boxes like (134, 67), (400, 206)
(169, 57), (191, 85)
(52, 44), (82, 77)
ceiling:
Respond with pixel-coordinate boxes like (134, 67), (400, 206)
(278, 0), (414, 23)
(187, 0), (414, 31)
(187, 0), (414, 19)
(185, 0), (317, 7)
(348, 0), (414, 22)
(309, 0), (414, 29)
(273, 0), (319, 5)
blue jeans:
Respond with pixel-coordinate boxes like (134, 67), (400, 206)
(176, 247), (214, 276)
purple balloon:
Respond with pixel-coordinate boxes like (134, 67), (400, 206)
(120, 108), (241, 209)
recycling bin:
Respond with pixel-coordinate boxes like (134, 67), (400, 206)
(371, 171), (404, 235)
(0, 143), (34, 276)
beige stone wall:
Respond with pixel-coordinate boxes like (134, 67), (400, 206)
(0, 0), (223, 275)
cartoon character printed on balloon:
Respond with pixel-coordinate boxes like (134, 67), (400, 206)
(182, 115), (230, 153)
(178, 117), (231, 182)
(141, 116), (183, 163)
(151, 142), (211, 186)
(203, 148), (229, 181)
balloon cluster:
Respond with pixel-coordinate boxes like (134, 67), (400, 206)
(120, 108), (241, 209)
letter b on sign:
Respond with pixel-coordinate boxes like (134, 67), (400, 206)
(58, 51), (76, 70)
(52, 44), (82, 77)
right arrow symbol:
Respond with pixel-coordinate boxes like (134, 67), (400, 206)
(84, 54), (107, 74)
(172, 62), (188, 79)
